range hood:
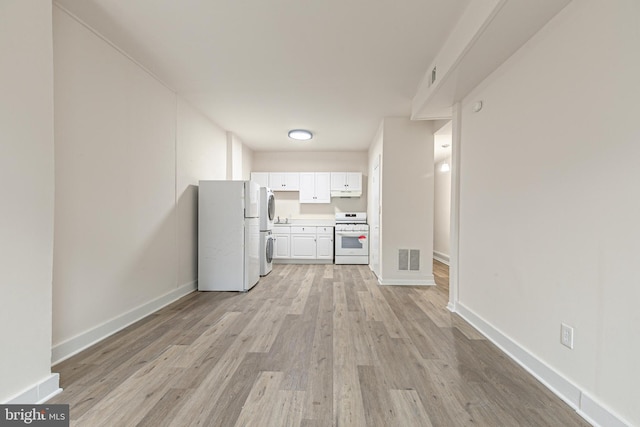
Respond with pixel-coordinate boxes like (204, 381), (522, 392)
(331, 189), (361, 198)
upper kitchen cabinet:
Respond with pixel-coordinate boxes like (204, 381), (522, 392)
(250, 172), (270, 188)
(299, 172), (330, 203)
(269, 172), (299, 191)
(330, 172), (362, 196)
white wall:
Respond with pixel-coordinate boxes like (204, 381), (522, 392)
(231, 134), (243, 180)
(378, 118), (434, 285)
(241, 143), (254, 181)
(457, 0), (639, 424)
(0, 1), (57, 403)
(176, 98), (228, 287)
(226, 133), (252, 180)
(52, 6), (237, 363)
(252, 151), (368, 220)
(53, 6), (178, 357)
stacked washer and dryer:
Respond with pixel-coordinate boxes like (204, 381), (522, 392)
(259, 187), (275, 276)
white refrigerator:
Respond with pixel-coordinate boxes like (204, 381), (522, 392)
(198, 180), (260, 291)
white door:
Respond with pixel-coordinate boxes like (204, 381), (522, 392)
(371, 155), (380, 277)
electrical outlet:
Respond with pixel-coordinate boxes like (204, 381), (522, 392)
(561, 323), (574, 349)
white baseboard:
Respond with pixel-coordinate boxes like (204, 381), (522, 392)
(5, 374), (62, 404)
(51, 281), (197, 365)
(455, 303), (630, 427)
(433, 251), (450, 265)
(378, 276), (435, 286)
(273, 259), (333, 265)
(578, 392), (631, 427)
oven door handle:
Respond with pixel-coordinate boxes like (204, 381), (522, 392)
(336, 232), (369, 237)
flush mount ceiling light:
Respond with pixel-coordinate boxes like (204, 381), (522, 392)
(288, 129), (313, 141)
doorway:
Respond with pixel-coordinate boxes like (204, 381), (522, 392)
(433, 121), (452, 270)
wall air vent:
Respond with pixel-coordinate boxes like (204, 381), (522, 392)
(410, 250), (420, 271)
(398, 249), (421, 271)
(399, 249), (409, 270)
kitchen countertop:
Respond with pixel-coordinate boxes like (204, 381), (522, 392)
(273, 219), (335, 227)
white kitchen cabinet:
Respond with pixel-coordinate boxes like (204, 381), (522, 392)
(250, 172), (270, 188)
(299, 172), (330, 203)
(316, 226), (334, 260)
(273, 226), (291, 259)
(269, 172), (299, 191)
(291, 226), (317, 259)
(273, 225), (333, 263)
(330, 172), (362, 192)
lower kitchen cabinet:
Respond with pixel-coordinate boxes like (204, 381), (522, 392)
(273, 225), (333, 263)
(291, 226), (317, 259)
(273, 226), (291, 259)
(316, 227), (334, 260)
(291, 235), (317, 259)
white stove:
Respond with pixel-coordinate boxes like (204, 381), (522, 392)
(334, 212), (369, 265)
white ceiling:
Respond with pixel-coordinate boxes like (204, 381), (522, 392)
(54, 0), (470, 152)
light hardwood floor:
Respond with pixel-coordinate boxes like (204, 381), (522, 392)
(51, 261), (589, 426)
